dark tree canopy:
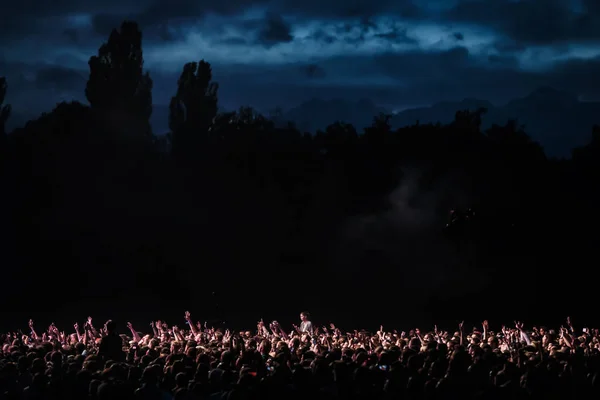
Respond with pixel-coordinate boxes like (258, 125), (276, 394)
(86, 21), (153, 127)
(2, 20), (600, 326)
(0, 77), (11, 136)
(169, 60), (219, 159)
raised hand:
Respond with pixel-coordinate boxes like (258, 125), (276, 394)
(515, 321), (524, 330)
(87, 317), (93, 325)
(458, 321), (464, 331)
(127, 322), (133, 330)
(74, 323), (79, 330)
(184, 311), (191, 320)
(559, 326), (567, 337)
(482, 320), (489, 329)
(28, 319), (34, 328)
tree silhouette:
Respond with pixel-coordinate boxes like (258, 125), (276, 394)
(86, 21), (153, 128)
(0, 77), (10, 172)
(4, 20), (600, 323)
(169, 60), (218, 159)
(0, 77), (11, 137)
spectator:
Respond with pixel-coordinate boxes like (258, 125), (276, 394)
(1, 313), (599, 399)
(98, 320), (124, 362)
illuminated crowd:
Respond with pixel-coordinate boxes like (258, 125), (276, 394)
(1, 311), (599, 399)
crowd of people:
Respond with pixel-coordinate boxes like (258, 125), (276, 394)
(1, 311), (599, 399)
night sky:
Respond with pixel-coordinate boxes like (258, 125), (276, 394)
(2, 0), (600, 125)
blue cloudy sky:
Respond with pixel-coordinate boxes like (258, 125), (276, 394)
(2, 0), (600, 120)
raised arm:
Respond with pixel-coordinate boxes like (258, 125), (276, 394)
(87, 317), (99, 338)
(127, 322), (142, 343)
(184, 311), (199, 336)
(28, 319), (39, 341)
(74, 323), (82, 343)
(482, 320), (489, 341)
(515, 321), (531, 345)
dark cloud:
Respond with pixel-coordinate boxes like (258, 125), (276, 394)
(493, 40), (527, 53)
(0, 16), (37, 40)
(129, 0), (425, 25)
(374, 27), (416, 44)
(197, 48), (600, 113)
(0, 1), (127, 40)
(217, 37), (252, 46)
(3, 0), (600, 124)
(308, 29), (336, 44)
(445, 0), (600, 44)
(304, 64), (326, 79)
(156, 24), (181, 42)
(256, 14), (294, 46)
(3, 0), (599, 49)
(135, 0), (263, 26)
(91, 14), (127, 36)
(327, 18), (415, 46)
(1, 61), (87, 120)
(272, 0), (424, 20)
(34, 66), (86, 91)
(487, 54), (518, 68)
(373, 47), (472, 82)
(63, 29), (79, 44)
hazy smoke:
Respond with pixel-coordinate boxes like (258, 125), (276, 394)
(331, 166), (478, 298)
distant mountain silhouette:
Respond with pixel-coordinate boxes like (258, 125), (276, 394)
(390, 98), (494, 128)
(278, 87), (597, 157)
(388, 87), (595, 157)
(6, 87), (597, 157)
(279, 98), (387, 133)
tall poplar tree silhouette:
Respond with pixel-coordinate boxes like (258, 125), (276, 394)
(86, 21), (153, 132)
(169, 60), (218, 158)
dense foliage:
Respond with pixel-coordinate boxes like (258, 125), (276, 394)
(1, 21), (599, 328)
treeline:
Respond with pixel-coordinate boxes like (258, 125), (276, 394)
(0, 21), (599, 326)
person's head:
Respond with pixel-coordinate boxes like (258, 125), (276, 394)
(300, 312), (310, 322)
(104, 320), (116, 334)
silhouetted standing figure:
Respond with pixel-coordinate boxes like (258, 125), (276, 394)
(98, 320), (124, 362)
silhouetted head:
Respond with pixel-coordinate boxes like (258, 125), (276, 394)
(104, 320), (116, 334)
